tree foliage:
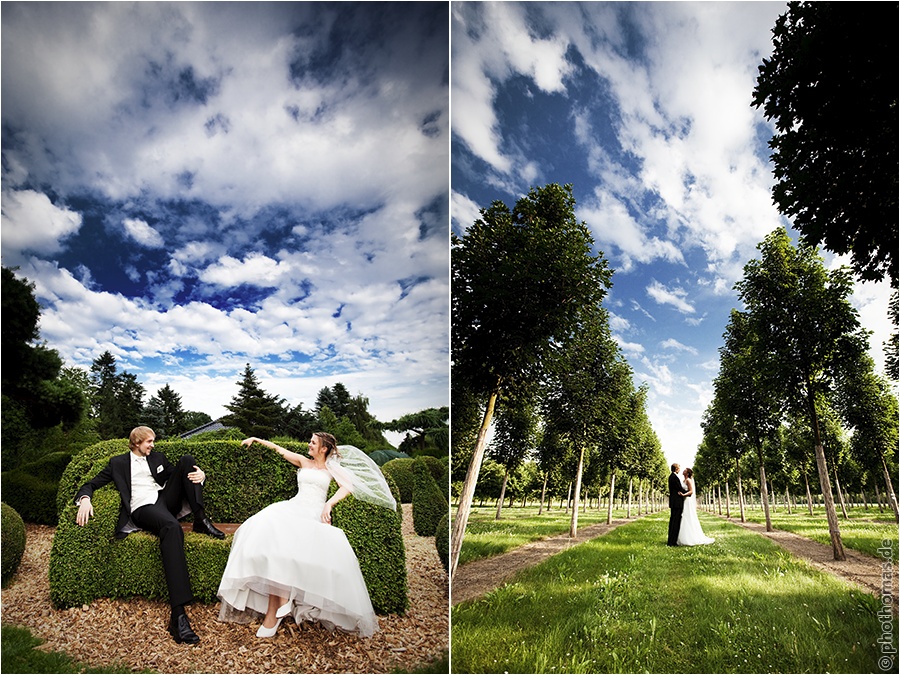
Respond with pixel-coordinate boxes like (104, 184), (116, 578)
(752, 1), (898, 287)
(220, 364), (285, 439)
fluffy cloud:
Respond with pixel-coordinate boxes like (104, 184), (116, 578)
(1, 189), (82, 258)
(123, 218), (165, 248)
(646, 280), (695, 315)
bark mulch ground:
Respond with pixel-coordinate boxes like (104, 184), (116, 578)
(1, 504), (449, 673)
(452, 513), (898, 611)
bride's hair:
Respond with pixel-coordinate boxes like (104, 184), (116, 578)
(313, 431), (338, 459)
(683, 467), (694, 478)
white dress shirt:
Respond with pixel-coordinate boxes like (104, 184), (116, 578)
(131, 452), (164, 512)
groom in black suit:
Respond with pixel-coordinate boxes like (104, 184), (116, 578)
(667, 463), (685, 546)
(74, 426), (224, 644)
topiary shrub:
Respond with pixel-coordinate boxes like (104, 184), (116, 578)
(411, 458), (448, 537)
(434, 512), (449, 572)
(50, 438), (407, 614)
(2, 502), (27, 587)
(1, 451), (73, 525)
(382, 458), (415, 503)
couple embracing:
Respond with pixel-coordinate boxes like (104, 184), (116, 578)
(74, 427), (395, 644)
(667, 463), (715, 547)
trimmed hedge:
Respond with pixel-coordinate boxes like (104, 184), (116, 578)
(1, 452), (73, 525)
(411, 458), (448, 537)
(2, 502), (26, 587)
(382, 458), (415, 503)
(435, 512), (449, 572)
(50, 439), (407, 614)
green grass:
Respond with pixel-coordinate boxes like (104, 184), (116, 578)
(722, 504), (899, 561)
(451, 512), (896, 674)
(458, 504), (641, 565)
(1, 624), (147, 674)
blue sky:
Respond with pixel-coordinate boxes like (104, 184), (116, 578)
(2, 2), (449, 426)
(450, 2), (894, 468)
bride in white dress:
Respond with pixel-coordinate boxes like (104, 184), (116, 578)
(677, 467), (715, 546)
(216, 432), (395, 638)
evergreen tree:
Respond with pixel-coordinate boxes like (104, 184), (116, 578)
(220, 364), (285, 438)
(89, 352), (145, 439)
(143, 384), (188, 439)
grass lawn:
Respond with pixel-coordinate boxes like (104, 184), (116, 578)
(1, 624), (145, 674)
(458, 504), (643, 565)
(720, 504), (899, 561)
(451, 512), (895, 674)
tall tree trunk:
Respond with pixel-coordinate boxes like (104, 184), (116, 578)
(807, 390), (845, 560)
(875, 481), (885, 513)
(785, 486), (792, 515)
(770, 480), (777, 513)
(803, 472), (815, 515)
(832, 467), (848, 519)
(606, 470), (616, 525)
(538, 472), (548, 515)
(880, 452), (900, 521)
(716, 484), (722, 515)
(565, 482), (572, 514)
(736, 458), (745, 522)
(757, 447), (773, 532)
(450, 386), (499, 580)
(627, 476), (633, 518)
(495, 467), (509, 520)
(725, 482), (731, 518)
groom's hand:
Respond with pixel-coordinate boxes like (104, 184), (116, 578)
(76, 497), (93, 526)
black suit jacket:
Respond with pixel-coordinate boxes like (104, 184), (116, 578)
(668, 472), (685, 511)
(75, 451), (176, 539)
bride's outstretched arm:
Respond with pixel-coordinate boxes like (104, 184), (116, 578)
(241, 437), (306, 468)
(321, 486), (351, 524)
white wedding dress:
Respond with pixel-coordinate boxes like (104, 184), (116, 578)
(216, 467), (379, 637)
(677, 478), (715, 546)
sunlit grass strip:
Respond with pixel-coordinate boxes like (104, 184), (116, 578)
(724, 506), (899, 561)
(451, 512), (894, 674)
(458, 505), (638, 565)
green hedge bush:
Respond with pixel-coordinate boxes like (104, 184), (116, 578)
(382, 458), (415, 503)
(411, 458), (448, 537)
(1, 452), (73, 525)
(2, 502), (27, 587)
(435, 512), (449, 572)
(50, 439), (407, 614)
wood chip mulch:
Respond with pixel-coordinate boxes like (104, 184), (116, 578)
(0, 505), (449, 673)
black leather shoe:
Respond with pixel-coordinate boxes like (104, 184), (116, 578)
(168, 613), (200, 645)
(193, 517), (225, 539)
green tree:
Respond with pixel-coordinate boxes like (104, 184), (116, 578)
(752, 1), (898, 287)
(384, 407), (449, 457)
(143, 384), (188, 439)
(1, 268), (85, 467)
(735, 228), (870, 559)
(182, 410), (213, 433)
(220, 364), (285, 438)
(450, 183), (612, 578)
(315, 383), (352, 419)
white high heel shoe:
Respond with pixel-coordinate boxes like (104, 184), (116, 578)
(256, 616), (283, 638)
(275, 601), (292, 619)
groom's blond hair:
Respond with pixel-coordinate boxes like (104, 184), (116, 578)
(671, 463), (680, 472)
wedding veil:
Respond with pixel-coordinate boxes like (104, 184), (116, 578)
(326, 445), (397, 511)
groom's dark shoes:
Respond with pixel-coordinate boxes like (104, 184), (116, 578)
(168, 613), (200, 644)
(193, 517), (225, 539)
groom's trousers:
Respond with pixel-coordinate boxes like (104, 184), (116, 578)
(131, 455), (206, 607)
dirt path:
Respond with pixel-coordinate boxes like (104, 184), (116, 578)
(451, 517), (633, 605)
(452, 513), (898, 611)
(1, 504), (448, 673)
(720, 515), (898, 610)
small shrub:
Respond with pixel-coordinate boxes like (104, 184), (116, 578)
(2, 502), (27, 587)
(412, 458), (448, 537)
(1, 451), (73, 525)
(382, 458), (415, 503)
(435, 512), (449, 571)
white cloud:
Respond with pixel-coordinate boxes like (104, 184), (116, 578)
(1, 189), (82, 258)
(451, 190), (482, 236)
(660, 338), (698, 355)
(646, 279), (695, 315)
(123, 218), (165, 248)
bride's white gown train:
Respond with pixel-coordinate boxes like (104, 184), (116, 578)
(677, 481), (715, 546)
(216, 467), (379, 637)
